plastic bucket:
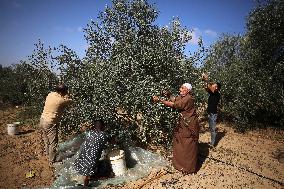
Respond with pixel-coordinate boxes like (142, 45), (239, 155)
(108, 149), (127, 176)
(7, 123), (19, 135)
(13, 122), (21, 126)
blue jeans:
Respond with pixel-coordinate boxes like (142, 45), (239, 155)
(208, 113), (217, 146)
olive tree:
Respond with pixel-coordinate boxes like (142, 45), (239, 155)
(13, 0), (205, 146)
(203, 0), (284, 129)
(59, 0), (203, 146)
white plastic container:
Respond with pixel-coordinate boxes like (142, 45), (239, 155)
(13, 122), (21, 126)
(7, 123), (19, 135)
(108, 149), (127, 176)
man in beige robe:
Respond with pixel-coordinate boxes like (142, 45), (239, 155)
(40, 84), (72, 164)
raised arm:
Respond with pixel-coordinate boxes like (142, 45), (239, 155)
(201, 73), (215, 93)
(62, 94), (73, 106)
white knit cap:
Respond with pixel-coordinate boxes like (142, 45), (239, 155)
(182, 83), (192, 91)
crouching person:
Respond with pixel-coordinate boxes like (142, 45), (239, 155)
(74, 119), (111, 186)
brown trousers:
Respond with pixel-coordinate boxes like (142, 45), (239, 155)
(40, 118), (58, 163)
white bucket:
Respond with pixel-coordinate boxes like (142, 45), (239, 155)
(7, 123), (19, 135)
(108, 149), (127, 176)
(13, 122), (21, 126)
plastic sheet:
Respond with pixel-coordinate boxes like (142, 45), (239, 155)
(49, 131), (170, 188)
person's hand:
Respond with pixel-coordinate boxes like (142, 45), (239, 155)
(152, 95), (160, 103)
(160, 90), (171, 98)
(201, 73), (209, 81)
(169, 95), (176, 102)
(79, 122), (91, 132)
(79, 125), (88, 132)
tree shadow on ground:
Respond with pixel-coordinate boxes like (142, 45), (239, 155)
(197, 142), (210, 172)
(124, 147), (138, 168)
(214, 130), (226, 146)
(197, 130), (227, 172)
(18, 129), (35, 135)
(199, 120), (207, 134)
(199, 122), (227, 146)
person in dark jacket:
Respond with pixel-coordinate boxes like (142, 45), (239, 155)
(202, 73), (221, 147)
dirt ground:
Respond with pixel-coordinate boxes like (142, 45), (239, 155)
(0, 107), (283, 189)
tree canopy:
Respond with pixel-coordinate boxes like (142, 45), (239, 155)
(1, 0), (283, 145)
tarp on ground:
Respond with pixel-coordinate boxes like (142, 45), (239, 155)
(48, 131), (170, 189)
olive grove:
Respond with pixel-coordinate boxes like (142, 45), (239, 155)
(1, 0), (283, 146)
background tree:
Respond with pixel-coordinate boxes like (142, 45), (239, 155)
(0, 65), (25, 106)
(5, 0), (283, 146)
(21, 40), (59, 114)
(203, 0), (284, 130)
(246, 0), (284, 127)
(0, 40), (58, 124)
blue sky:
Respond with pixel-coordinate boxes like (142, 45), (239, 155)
(0, 0), (257, 67)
